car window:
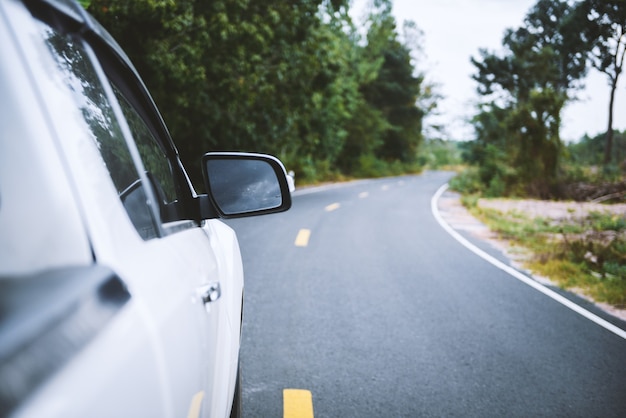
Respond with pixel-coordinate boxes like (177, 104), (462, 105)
(111, 85), (177, 208)
(38, 21), (159, 239)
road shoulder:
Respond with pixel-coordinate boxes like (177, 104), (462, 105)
(436, 188), (626, 323)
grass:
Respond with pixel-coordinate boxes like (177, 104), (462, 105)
(464, 200), (626, 310)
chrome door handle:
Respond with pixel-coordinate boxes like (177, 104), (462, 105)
(198, 282), (221, 304)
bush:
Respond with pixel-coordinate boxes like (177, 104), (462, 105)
(486, 174), (506, 197)
(449, 167), (485, 195)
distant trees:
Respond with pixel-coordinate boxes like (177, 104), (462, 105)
(86, 0), (433, 184)
(467, 0), (626, 197)
(568, 130), (626, 167)
(578, 0), (626, 166)
(334, 0), (427, 176)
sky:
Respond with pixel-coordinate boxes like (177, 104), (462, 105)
(352, 0), (626, 142)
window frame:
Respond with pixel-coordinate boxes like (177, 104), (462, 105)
(26, 0), (201, 238)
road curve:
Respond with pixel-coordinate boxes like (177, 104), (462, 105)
(226, 171), (626, 418)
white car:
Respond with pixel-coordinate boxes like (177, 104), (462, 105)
(0, 0), (291, 417)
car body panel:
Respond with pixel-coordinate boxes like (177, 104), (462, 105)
(0, 0), (93, 276)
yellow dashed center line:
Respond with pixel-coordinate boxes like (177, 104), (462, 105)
(325, 202), (340, 212)
(284, 389), (314, 418)
(294, 229), (311, 247)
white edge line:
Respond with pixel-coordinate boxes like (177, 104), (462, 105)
(432, 183), (626, 340)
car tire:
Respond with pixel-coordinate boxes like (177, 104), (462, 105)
(229, 364), (242, 418)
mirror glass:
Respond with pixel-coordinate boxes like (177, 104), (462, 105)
(206, 159), (282, 215)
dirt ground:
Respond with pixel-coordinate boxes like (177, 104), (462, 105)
(437, 191), (626, 322)
(476, 198), (626, 221)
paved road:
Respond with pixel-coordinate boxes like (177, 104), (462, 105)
(225, 171), (626, 417)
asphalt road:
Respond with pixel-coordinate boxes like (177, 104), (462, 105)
(225, 171), (626, 417)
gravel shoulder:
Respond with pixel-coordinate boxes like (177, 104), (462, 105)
(437, 190), (626, 322)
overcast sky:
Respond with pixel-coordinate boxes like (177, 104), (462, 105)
(352, 0), (626, 142)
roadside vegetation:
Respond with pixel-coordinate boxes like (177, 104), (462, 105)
(450, 131), (626, 312)
(451, 130), (626, 311)
(446, 0), (626, 312)
(458, 195), (626, 309)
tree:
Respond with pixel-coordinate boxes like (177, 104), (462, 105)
(470, 0), (588, 196)
(577, 0), (626, 167)
(359, 0), (425, 164)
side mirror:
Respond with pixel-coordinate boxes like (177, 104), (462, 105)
(202, 152), (292, 218)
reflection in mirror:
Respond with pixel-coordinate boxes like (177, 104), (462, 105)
(206, 159), (282, 215)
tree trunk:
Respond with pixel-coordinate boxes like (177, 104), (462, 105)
(603, 29), (626, 167)
(603, 75), (616, 166)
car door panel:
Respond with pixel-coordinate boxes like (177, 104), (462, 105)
(11, 298), (174, 418)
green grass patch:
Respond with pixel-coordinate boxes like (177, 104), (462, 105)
(464, 202), (626, 309)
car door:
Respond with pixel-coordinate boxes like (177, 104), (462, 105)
(77, 33), (226, 418)
(106, 79), (233, 417)
(103, 82), (225, 417)
(5, 3), (225, 416)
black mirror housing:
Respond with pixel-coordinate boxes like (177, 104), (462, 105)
(201, 152), (292, 219)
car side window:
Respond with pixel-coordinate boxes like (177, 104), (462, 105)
(111, 85), (179, 213)
(38, 22), (159, 239)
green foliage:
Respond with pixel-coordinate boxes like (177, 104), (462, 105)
(449, 168), (483, 195)
(466, 0), (626, 198)
(353, 154), (390, 178)
(560, 130), (626, 199)
(418, 138), (462, 169)
(87, 0), (433, 186)
(467, 0), (593, 197)
(360, 2), (425, 164)
(567, 130), (626, 168)
(587, 211), (626, 231)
